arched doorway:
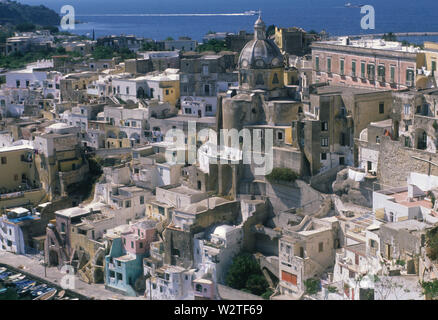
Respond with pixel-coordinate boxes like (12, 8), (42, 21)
(137, 87), (145, 99)
(49, 250), (59, 266)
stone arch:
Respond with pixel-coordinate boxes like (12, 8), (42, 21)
(118, 131), (128, 139)
(106, 130), (117, 139)
(49, 249), (59, 266)
(130, 132), (140, 144)
(415, 128), (427, 150)
(92, 247), (106, 283)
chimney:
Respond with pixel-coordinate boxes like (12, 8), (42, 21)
(408, 183), (414, 202)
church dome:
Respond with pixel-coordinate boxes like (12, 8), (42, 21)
(238, 16), (283, 70)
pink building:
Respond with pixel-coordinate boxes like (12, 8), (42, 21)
(311, 38), (421, 91)
(122, 220), (157, 255)
(193, 278), (216, 300)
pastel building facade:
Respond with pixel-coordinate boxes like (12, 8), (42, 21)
(105, 220), (158, 296)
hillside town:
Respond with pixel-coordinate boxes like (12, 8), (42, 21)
(1, 13), (438, 301)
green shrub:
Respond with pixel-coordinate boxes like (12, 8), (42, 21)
(426, 227), (438, 261)
(421, 280), (438, 299)
(304, 278), (320, 295)
(225, 252), (270, 297)
(266, 167), (299, 183)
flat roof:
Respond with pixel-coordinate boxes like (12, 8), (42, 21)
(0, 145), (33, 153)
(384, 219), (430, 231)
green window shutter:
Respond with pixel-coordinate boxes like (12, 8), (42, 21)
(352, 61), (356, 76)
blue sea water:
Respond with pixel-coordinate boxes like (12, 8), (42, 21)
(19, 0), (438, 43)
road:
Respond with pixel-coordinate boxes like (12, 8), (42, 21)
(0, 251), (144, 300)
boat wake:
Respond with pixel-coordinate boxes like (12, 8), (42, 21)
(77, 11), (259, 17)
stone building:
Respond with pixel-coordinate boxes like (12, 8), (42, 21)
(311, 38), (428, 91)
(277, 216), (342, 298)
(180, 53), (238, 116)
(274, 27), (319, 56)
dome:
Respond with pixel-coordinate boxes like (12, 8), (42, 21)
(238, 16), (283, 70)
(239, 39), (283, 69)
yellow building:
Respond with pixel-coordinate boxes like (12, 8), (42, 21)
(0, 145), (37, 191)
(424, 42), (438, 75)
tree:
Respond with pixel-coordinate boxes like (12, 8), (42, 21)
(92, 45), (114, 59)
(421, 279), (438, 299)
(304, 278), (320, 295)
(225, 252), (272, 297)
(165, 36), (174, 41)
(382, 32), (397, 41)
(426, 227), (438, 261)
(15, 22), (35, 32)
(197, 39), (229, 53)
(245, 274), (269, 296)
(225, 252), (260, 290)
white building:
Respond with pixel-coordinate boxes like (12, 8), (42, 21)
(193, 224), (243, 284)
(145, 264), (195, 300)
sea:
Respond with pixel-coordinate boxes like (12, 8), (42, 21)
(17, 0), (438, 44)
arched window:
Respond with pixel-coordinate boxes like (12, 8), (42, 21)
(256, 73), (264, 85)
(272, 73), (279, 84)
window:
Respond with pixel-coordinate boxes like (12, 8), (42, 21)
(61, 223), (66, 233)
(205, 104), (212, 112)
(378, 65), (385, 82)
(327, 57), (332, 73)
(25, 80), (30, 87)
(432, 61), (437, 75)
(351, 60), (356, 77)
(140, 196), (144, 205)
(390, 65), (396, 83)
(202, 65), (209, 75)
(367, 64), (375, 80)
(404, 104), (411, 115)
(321, 137), (329, 147)
(126, 87), (129, 95)
(131, 241), (134, 248)
(125, 200), (131, 208)
(272, 73), (279, 84)
(1, 157), (6, 164)
(379, 102), (384, 114)
(340, 58), (345, 75)
(256, 73), (264, 85)
(321, 121), (328, 131)
(315, 56), (320, 71)
(277, 131), (283, 141)
(16, 80), (20, 88)
(376, 136), (380, 144)
(321, 152), (327, 160)
(406, 69), (414, 86)
(165, 89), (169, 95)
(318, 242), (323, 252)
(361, 62), (366, 78)
(340, 132), (346, 146)
(140, 242), (143, 249)
(405, 136), (411, 147)
(204, 84), (210, 95)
